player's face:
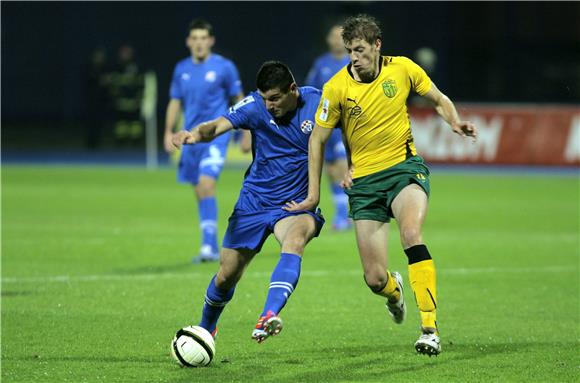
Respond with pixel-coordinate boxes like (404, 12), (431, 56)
(260, 84), (298, 118)
(186, 29), (214, 60)
(345, 38), (382, 81)
(327, 26), (346, 56)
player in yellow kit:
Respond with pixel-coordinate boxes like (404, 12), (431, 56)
(285, 14), (477, 356)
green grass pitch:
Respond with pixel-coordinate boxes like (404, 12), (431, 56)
(2, 165), (578, 382)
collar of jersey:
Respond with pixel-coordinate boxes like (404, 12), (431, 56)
(346, 56), (387, 85)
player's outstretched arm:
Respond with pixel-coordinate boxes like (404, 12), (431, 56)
(422, 83), (477, 142)
(284, 124), (333, 212)
(172, 117), (234, 149)
(195, 117), (235, 142)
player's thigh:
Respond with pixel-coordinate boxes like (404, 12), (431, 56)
(199, 135), (229, 179)
(354, 219), (390, 273)
(216, 247), (257, 288)
(273, 214), (317, 250)
(391, 183), (428, 229)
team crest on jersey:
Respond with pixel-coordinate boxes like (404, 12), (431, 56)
(205, 71), (217, 82)
(382, 79), (397, 98)
(300, 120), (314, 134)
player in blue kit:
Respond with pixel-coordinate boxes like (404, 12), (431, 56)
(172, 61), (325, 343)
(305, 24), (351, 231)
(164, 19), (245, 263)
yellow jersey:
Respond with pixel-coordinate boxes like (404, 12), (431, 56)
(315, 56), (432, 178)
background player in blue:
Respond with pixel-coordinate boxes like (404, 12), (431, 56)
(164, 19), (245, 263)
(172, 61), (325, 343)
(305, 24), (351, 231)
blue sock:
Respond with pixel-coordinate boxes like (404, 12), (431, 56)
(198, 197), (218, 253)
(261, 253), (302, 316)
(198, 275), (235, 333)
(331, 182), (349, 221)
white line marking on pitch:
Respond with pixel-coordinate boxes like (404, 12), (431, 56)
(1, 266), (576, 284)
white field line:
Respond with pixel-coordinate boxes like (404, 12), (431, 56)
(1, 266), (576, 284)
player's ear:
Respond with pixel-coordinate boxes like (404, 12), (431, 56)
(375, 38), (382, 51)
(289, 82), (298, 94)
(209, 36), (215, 48)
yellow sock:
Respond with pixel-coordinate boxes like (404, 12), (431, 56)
(408, 259), (437, 331)
(374, 271), (401, 302)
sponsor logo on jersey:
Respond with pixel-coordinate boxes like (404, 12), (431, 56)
(346, 97), (362, 118)
(416, 173), (426, 182)
(300, 120), (314, 134)
(319, 98), (330, 122)
(382, 79), (397, 98)
(181, 73), (191, 81)
(229, 95), (255, 113)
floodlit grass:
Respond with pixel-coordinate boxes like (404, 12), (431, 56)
(2, 166), (578, 382)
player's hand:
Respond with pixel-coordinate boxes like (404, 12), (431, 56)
(283, 196), (319, 212)
(451, 121), (477, 142)
(340, 167), (354, 190)
(164, 131), (176, 153)
(171, 130), (196, 149)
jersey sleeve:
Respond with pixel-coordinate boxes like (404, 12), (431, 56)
(315, 83), (341, 129)
(222, 95), (256, 130)
(223, 60), (243, 99)
(403, 57), (433, 96)
(304, 59), (320, 88)
(169, 64), (182, 100)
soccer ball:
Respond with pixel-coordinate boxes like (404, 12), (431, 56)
(170, 326), (215, 367)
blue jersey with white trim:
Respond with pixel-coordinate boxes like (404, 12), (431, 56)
(170, 54), (242, 130)
(305, 53), (349, 90)
(223, 87), (321, 209)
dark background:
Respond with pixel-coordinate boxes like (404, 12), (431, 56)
(2, 1), (579, 151)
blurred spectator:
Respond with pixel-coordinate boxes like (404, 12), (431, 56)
(84, 47), (111, 149)
(109, 44), (145, 146)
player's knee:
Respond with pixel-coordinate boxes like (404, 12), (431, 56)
(400, 226), (422, 248)
(363, 271), (389, 293)
(196, 180), (216, 198)
(281, 235), (308, 254)
(215, 265), (240, 290)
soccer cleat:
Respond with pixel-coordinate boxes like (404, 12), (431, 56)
(211, 327), (218, 340)
(385, 271), (406, 324)
(332, 218), (353, 232)
(192, 245), (219, 264)
(415, 331), (441, 356)
(251, 310), (283, 343)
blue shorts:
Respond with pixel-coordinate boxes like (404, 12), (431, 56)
(222, 207), (325, 252)
(177, 131), (231, 185)
(324, 129), (347, 163)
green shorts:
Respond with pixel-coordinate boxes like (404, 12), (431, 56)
(345, 156), (431, 223)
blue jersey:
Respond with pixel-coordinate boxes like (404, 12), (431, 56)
(305, 53), (349, 89)
(223, 87), (321, 209)
(170, 54), (242, 130)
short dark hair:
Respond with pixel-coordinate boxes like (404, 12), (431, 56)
(256, 61), (295, 92)
(342, 14), (382, 45)
(188, 18), (214, 36)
